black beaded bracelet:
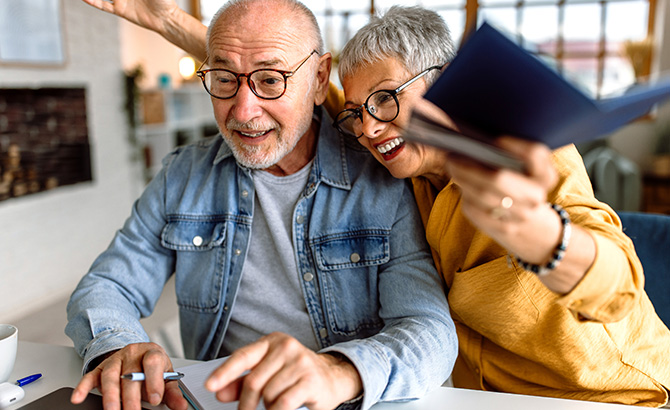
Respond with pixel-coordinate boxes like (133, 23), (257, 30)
(515, 203), (572, 276)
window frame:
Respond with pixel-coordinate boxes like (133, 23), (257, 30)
(195, 0), (656, 98)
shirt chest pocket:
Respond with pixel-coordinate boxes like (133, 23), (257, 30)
(312, 232), (390, 338)
(161, 220), (227, 312)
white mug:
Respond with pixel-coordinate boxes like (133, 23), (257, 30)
(0, 325), (18, 383)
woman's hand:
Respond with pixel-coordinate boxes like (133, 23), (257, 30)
(80, 0), (179, 35)
(80, 0), (207, 60)
(447, 136), (595, 293)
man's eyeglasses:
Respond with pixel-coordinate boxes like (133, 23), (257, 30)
(333, 65), (444, 138)
(196, 50), (318, 100)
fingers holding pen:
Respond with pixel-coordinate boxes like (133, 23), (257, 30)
(137, 350), (167, 406)
(71, 342), (182, 410)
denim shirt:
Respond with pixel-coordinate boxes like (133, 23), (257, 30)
(66, 108), (457, 410)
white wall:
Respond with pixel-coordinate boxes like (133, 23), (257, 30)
(0, 2), (139, 323)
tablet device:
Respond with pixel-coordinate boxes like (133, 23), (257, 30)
(16, 387), (151, 410)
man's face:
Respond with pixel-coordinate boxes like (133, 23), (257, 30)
(206, 4), (329, 175)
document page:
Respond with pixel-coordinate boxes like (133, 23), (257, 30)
(177, 358), (245, 410)
(177, 358), (308, 410)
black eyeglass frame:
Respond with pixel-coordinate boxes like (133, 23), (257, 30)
(333, 64), (444, 138)
(196, 50), (319, 100)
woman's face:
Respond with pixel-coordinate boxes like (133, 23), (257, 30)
(341, 57), (439, 179)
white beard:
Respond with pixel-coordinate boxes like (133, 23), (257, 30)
(221, 113), (312, 170)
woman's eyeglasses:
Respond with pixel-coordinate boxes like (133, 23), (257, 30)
(333, 65), (443, 138)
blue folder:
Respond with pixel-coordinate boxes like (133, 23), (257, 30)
(405, 22), (670, 170)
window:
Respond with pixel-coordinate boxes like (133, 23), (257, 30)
(474, 0), (655, 98)
(196, 0), (655, 98)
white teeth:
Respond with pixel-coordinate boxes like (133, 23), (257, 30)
(240, 131), (266, 138)
(377, 137), (404, 154)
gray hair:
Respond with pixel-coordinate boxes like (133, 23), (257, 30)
(206, 0), (324, 57)
(338, 6), (456, 85)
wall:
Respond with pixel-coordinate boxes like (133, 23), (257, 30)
(0, 2), (140, 323)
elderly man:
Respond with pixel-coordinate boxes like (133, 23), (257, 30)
(66, 1), (457, 410)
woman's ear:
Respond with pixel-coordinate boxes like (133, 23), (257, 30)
(313, 52), (333, 105)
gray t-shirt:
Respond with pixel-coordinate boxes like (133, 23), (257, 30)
(220, 161), (319, 356)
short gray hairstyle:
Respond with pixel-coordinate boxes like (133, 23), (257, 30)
(206, 0), (324, 57)
(338, 6), (456, 85)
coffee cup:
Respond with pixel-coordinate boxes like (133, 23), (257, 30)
(0, 325), (18, 383)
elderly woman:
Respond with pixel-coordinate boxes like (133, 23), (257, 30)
(335, 6), (670, 406)
(82, 0), (670, 406)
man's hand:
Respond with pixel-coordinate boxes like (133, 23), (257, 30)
(70, 342), (188, 410)
(206, 332), (363, 410)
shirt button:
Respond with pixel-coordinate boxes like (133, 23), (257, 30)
(319, 328), (328, 338)
(192, 236), (203, 246)
(241, 190), (249, 198)
(303, 272), (314, 282)
(350, 252), (361, 263)
(234, 248), (241, 256)
(296, 215), (304, 224)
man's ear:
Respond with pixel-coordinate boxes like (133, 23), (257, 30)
(313, 52), (333, 105)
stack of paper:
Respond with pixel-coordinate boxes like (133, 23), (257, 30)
(177, 358), (242, 410)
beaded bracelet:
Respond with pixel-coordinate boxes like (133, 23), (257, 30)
(515, 203), (572, 276)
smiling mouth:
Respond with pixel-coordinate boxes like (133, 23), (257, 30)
(376, 137), (405, 157)
(238, 130), (271, 138)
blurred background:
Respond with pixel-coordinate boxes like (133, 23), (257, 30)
(1, 0), (669, 356)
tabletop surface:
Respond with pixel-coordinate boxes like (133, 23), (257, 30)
(7, 341), (637, 410)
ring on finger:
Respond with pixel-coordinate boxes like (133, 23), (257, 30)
(490, 196), (513, 220)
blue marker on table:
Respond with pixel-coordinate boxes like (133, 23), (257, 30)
(121, 372), (184, 381)
(16, 374), (42, 387)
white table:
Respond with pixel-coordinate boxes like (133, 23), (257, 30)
(7, 341), (637, 410)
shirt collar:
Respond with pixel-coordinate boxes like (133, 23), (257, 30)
(312, 107), (352, 190)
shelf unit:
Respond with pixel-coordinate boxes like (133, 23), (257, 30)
(136, 84), (218, 180)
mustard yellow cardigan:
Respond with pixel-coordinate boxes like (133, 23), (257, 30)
(412, 145), (670, 407)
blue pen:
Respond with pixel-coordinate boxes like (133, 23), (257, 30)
(16, 374), (42, 387)
(121, 372), (184, 381)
